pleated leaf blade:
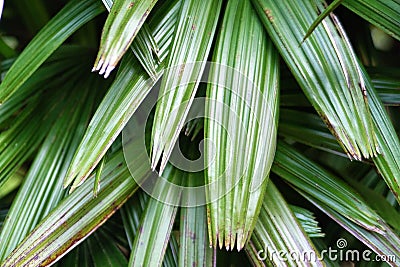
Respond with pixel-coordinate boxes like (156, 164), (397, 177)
(272, 142), (386, 234)
(1, 148), (148, 266)
(205, 0), (279, 250)
(128, 165), (180, 267)
(64, 1), (180, 189)
(302, 195), (400, 265)
(93, 0), (158, 78)
(179, 173), (213, 267)
(252, 0), (379, 160)
(246, 182), (325, 266)
(0, 79), (96, 261)
(364, 67), (400, 204)
(150, 0), (222, 173)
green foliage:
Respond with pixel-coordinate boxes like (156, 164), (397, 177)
(205, 0), (278, 250)
(0, 0), (399, 266)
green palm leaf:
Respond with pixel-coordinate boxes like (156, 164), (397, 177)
(205, 0), (278, 250)
(246, 182), (325, 266)
(66, 53), (155, 190)
(369, 68), (400, 105)
(150, 0), (222, 173)
(288, 66), (400, 205)
(344, 177), (400, 233)
(54, 240), (92, 267)
(281, 68), (400, 107)
(64, 0), (179, 189)
(163, 235), (179, 267)
(273, 143), (400, 263)
(120, 192), (149, 247)
(179, 172), (213, 267)
(305, 197), (400, 265)
(1, 0), (399, 266)
(12, 0), (50, 35)
(279, 108), (343, 156)
(98, 0), (159, 78)
(93, 0), (158, 78)
(343, 0), (400, 41)
(128, 165), (180, 267)
(363, 67), (400, 204)
(0, 86), (70, 188)
(86, 230), (128, 266)
(280, 74), (400, 205)
(0, 147), (146, 266)
(55, 223), (129, 267)
(0, 0), (104, 102)
(121, 191), (181, 267)
(302, 0), (344, 42)
(290, 205), (325, 238)
(0, 99), (42, 187)
(131, 23), (161, 79)
(252, 0), (379, 160)
(0, 46), (93, 125)
(273, 142), (385, 234)
(0, 79), (96, 261)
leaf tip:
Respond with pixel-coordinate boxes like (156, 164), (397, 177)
(63, 176), (73, 189)
(68, 185), (76, 194)
(92, 57), (115, 78)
